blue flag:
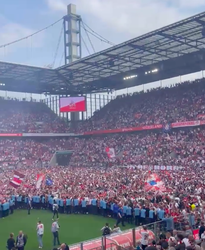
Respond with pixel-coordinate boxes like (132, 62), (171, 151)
(46, 178), (53, 186)
(162, 123), (171, 133)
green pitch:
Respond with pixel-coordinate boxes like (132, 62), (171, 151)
(0, 210), (132, 250)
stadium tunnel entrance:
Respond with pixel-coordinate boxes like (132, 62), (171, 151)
(50, 150), (73, 166)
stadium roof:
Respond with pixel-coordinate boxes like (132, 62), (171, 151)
(1, 11), (205, 94)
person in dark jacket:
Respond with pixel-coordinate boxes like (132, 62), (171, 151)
(16, 231), (27, 250)
(27, 196), (32, 215)
(59, 243), (69, 250)
(7, 233), (15, 250)
(199, 222), (205, 239)
(101, 223), (111, 236)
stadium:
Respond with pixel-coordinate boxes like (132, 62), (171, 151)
(0, 2), (205, 250)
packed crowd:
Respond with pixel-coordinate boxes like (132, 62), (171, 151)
(1, 164), (205, 226)
(0, 98), (68, 133)
(75, 78), (205, 132)
(70, 127), (205, 168)
(137, 225), (205, 250)
(0, 125), (205, 168)
(0, 78), (205, 134)
(0, 138), (73, 168)
(0, 132), (204, 225)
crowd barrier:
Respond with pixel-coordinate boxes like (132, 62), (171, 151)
(69, 217), (200, 250)
(70, 229), (155, 250)
(69, 227), (200, 250)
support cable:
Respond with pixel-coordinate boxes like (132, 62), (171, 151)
(82, 21), (115, 46)
(81, 35), (91, 55)
(0, 18), (63, 49)
(59, 52), (64, 67)
(81, 22), (95, 53)
(52, 23), (64, 68)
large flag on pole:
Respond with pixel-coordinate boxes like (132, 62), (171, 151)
(106, 147), (115, 158)
(36, 173), (45, 189)
(144, 173), (166, 192)
(10, 170), (25, 188)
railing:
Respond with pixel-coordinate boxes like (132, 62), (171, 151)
(69, 214), (199, 250)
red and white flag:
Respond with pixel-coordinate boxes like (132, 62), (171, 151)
(10, 170), (25, 188)
(144, 173), (166, 192)
(106, 147), (115, 158)
(36, 173), (45, 189)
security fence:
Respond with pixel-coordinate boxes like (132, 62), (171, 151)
(69, 213), (199, 250)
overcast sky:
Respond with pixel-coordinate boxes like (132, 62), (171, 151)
(0, 0), (205, 99)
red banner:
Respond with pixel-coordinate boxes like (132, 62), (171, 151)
(171, 121), (200, 128)
(83, 120), (205, 135)
(200, 120), (205, 125)
(84, 124), (162, 135)
(0, 133), (22, 137)
(0, 120), (205, 137)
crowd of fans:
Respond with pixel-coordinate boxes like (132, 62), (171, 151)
(0, 77), (205, 250)
(1, 164), (205, 230)
(0, 129), (204, 231)
(138, 226), (205, 250)
(0, 78), (205, 134)
(75, 78), (205, 132)
(0, 126), (204, 168)
(0, 98), (68, 133)
(0, 138), (72, 168)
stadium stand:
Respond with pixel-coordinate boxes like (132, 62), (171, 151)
(0, 78), (205, 134)
(0, 98), (69, 133)
(0, 78), (205, 168)
(0, 126), (204, 169)
(0, 77), (204, 136)
(74, 78), (205, 132)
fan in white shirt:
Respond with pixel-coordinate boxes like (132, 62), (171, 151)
(201, 232), (205, 250)
(37, 222), (44, 235)
(182, 237), (191, 248)
(139, 226), (149, 250)
(37, 221), (44, 249)
(201, 232), (205, 240)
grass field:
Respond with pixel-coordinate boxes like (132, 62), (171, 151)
(0, 210), (132, 250)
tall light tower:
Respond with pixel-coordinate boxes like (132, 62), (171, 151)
(63, 4), (82, 65)
(63, 4), (82, 121)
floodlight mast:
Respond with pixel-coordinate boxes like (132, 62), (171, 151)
(63, 4), (82, 65)
(63, 4), (82, 122)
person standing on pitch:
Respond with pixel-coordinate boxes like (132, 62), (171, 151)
(53, 200), (59, 219)
(27, 195), (32, 215)
(6, 233), (15, 250)
(51, 219), (60, 247)
(37, 220), (44, 249)
(16, 231), (27, 250)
